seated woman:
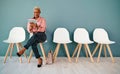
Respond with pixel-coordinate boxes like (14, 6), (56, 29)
(17, 6), (47, 68)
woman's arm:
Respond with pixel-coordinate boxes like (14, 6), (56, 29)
(27, 22), (37, 33)
(37, 18), (46, 32)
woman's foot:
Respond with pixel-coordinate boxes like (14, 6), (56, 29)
(37, 58), (43, 68)
(16, 48), (26, 57)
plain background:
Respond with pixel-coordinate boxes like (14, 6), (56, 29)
(0, 0), (120, 57)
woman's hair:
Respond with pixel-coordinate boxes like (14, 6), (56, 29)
(33, 6), (41, 13)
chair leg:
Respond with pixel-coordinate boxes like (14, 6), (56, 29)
(40, 43), (46, 60)
(76, 44), (82, 62)
(104, 44), (107, 57)
(106, 44), (115, 63)
(97, 44), (103, 63)
(18, 43), (27, 58)
(53, 44), (60, 57)
(4, 43), (12, 63)
(10, 43), (14, 58)
(16, 43), (22, 63)
(53, 49), (57, 58)
(28, 50), (33, 63)
(53, 48), (57, 58)
(72, 44), (79, 57)
(64, 44), (71, 62)
(53, 43), (60, 62)
(84, 45), (88, 58)
(85, 44), (94, 63)
(92, 44), (100, 56)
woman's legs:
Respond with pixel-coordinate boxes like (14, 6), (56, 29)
(17, 32), (46, 67)
(31, 42), (42, 67)
(17, 34), (38, 56)
(24, 34), (38, 49)
(31, 43), (40, 58)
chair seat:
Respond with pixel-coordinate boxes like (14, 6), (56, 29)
(75, 40), (94, 44)
(3, 39), (24, 43)
(53, 40), (72, 44)
(40, 40), (47, 44)
(95, 40), (115, 44)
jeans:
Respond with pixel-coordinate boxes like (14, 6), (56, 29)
(24, 32), (47, 58)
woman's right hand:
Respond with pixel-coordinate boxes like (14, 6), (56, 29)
(29, 26), (33, 33)
(28, 23), (38, 33)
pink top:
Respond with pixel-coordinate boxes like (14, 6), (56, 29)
(27, 17), (46, 33)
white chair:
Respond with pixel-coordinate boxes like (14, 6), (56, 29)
(72, 28), (94, 62)
(92, 28), (115, 62)
(53, 28), (72, 62)
(28, 33), (47, 63)
(3, 27), (26, 63)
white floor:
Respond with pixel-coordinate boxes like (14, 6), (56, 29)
(0, 57), (120, 74)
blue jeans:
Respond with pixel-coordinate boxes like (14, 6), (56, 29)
(24, 32), (47, 58)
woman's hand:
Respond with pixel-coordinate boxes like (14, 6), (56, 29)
(29, 28), (33, 33)
(29, 23), (34, 33)
(29, 23), (38, 33)
(29, 22), (34, 24)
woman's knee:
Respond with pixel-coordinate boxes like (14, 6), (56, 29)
(31, 43), (37, 48)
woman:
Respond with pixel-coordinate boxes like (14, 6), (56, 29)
(17, 7), (47, 68)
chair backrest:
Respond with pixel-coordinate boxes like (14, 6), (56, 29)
(53, 28), (72, 43)
(74, 28), (91, 43)
(93, 28), (110, 42)
(7, 27), (25, 43)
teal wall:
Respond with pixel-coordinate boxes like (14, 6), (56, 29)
(0, 0), (120, 57)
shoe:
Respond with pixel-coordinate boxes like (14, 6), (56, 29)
(16, 48), (26, 57)
(16, 52), (21, 57)
(37, 58), (43, 68)
(37, 64), (42, 67)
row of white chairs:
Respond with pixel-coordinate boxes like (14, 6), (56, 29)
(53, 28), (115, 63)
(3, 27), (115, 63)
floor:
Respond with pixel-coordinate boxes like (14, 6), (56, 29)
(0, 57), (120, 74)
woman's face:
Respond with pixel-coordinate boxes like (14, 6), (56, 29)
(34, 9), (40, 18)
